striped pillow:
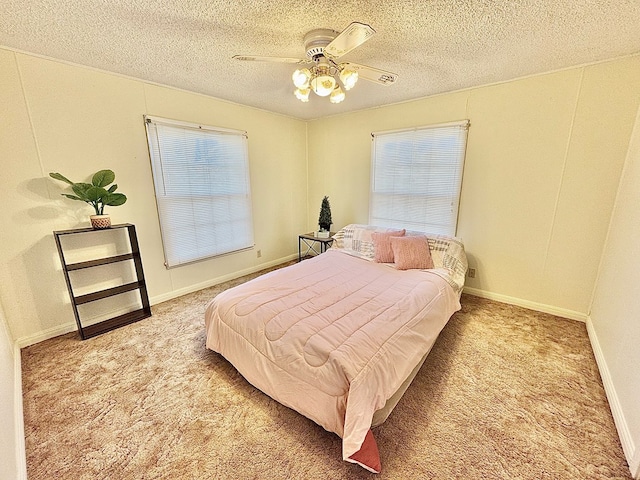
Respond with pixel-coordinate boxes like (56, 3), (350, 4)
(390, 236), (434, 270)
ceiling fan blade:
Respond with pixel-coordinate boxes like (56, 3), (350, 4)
(232, 55), (309, 65)
(346, 63), (398, 86)
(324, 22), (376, 59)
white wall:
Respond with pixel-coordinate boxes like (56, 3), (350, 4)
(307, 55), (640, 319)
(0, 300), (26, 479)
(0, 48), (308, 345)
(589, 104), (640, 478)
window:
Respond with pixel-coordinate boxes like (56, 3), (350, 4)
(369, 120), (469, 236)
(144, 115), (254, 268)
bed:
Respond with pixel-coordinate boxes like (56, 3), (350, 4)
(204, 224), (467, 472)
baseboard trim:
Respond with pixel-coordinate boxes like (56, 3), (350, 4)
(150, 254), (298, 306)
(586, 316), (638, 479)
(463, 287), (587, 322)
(14, 342), (27, 480)
(16, 322), (76, 349)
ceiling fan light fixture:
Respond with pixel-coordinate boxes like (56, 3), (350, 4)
(310, 71), (336, 97)
(294, 87), (311, 102)
(292, 68), (311, 89)
(339, 67), (358, 90)
(234, 22), (398, 107)
(330, 85), (345, 104)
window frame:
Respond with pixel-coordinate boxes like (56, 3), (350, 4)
(144, 115), (254, 268)
(369, 120), (470, 236)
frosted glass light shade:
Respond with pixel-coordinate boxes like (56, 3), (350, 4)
(292, 68), (311, 89)
(311, 74), (336, 97)
(294, 88), (310, 102)
(339, 67), (358, 90)
(329, 85), (345, 104)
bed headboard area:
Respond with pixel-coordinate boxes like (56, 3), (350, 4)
(331, 224), (468, 296)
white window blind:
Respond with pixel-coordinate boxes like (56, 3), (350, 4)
(144, 115), (254, 268)
(369, 120), (469, 236)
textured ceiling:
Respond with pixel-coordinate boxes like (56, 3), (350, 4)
(1, 1), (640, 120)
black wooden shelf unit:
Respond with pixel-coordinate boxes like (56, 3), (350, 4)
(53, 223), (151, 339)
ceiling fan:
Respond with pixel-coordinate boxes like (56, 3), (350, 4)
(233, 22), (398, 104)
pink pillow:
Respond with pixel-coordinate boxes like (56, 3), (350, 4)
(372, 229), (406, 263)
(390, 236), (434, 270)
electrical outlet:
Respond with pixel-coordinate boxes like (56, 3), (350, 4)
(467, 268), (476, 278)
(257, 249), (262, 258)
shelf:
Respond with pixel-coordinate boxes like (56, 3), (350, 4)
(53, 224), (151, 340)
(74, 281), (145, 305)
(81, 307), (151, 339)
(66, 253), (135, 271)
(53, 223), (133, 236)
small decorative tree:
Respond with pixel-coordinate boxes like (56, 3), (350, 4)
(318, 196), (332, 232)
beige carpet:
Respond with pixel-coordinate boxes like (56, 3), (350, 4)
(22, 265), (631, 479)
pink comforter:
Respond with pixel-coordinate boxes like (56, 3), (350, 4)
(204, 249), (461, 472)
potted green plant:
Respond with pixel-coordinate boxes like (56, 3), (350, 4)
(49, 169), (127, 229)
(317, 196), (332, 238)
